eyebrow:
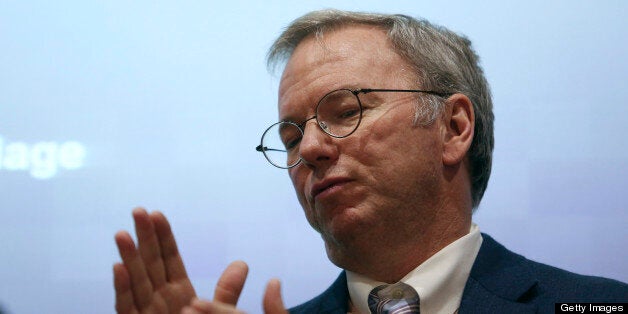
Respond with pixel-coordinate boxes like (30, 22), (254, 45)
(277, 101), (312, 124)
(278, 84), (362, 122)
(277, 122), (291, 133)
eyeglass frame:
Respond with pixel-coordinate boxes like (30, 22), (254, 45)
(256, 88), (452, 169)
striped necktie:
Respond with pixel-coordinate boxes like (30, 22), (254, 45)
(368, 281), (420, 314)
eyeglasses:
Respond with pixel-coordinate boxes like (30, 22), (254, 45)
(256, 88), (451, 169)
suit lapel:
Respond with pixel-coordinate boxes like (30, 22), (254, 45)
(318, 272), (349, 313)
(459, 234), (539, 313)
(460, 276), (537, 313)
(290, 271), (348, 314)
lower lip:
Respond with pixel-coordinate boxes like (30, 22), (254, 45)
(315, 181), (349, 200)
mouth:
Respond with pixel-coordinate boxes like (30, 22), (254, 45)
(310, 177), (352, 200)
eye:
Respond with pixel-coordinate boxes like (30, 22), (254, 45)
(338, 108), (360, 119)
(284, 136), (301, 151)
(280, 127), (302, 152)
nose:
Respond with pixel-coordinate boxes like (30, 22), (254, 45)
(298, 119), (338, 168)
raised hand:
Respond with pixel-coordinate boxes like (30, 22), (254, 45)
(114, 208), (196, 313)
(114, 208), (288, 313)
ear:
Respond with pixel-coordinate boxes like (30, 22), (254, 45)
(442, 94), (474, 166)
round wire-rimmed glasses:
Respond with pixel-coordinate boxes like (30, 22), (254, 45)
(256, 88), (451, 169)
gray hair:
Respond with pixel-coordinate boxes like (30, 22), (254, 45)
(267, 9), (494, 209)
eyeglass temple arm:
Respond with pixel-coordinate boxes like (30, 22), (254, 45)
(255, 145), (286, 153)
(358, 88), (452, 98)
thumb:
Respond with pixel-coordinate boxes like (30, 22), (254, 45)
(213, 260), (249, 305)
(263, 279), (288, 314)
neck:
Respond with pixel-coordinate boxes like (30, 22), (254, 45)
(329, 212), (471, 283)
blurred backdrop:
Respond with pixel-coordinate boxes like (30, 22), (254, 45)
(0, 1), (626, 313)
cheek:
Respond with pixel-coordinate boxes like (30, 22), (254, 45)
(352, 115), (442, 186)
(352, 116), (414, 165)
(289, 168), (310, 209)
(289, 168), (322, 232)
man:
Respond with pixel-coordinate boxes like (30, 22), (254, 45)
(114, 9), (627, 313)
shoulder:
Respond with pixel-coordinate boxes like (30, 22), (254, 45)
(522, 252), (627, 301)
(289, 272), (349, 314)
(472, 233), (628, 302)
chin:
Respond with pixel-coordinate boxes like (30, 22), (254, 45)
(320, 214), (367, 249)
(323, 236), (350, 269)
(322, 232), (371, 273)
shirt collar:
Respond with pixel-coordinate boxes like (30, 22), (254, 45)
(346, 224), (483, 314)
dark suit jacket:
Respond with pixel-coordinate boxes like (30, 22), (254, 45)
(289, 234), (627, 313)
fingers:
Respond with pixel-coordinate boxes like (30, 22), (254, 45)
(113, 263), (138, 314)
(182, 298), (246, 314)
(151, 210), (190, 281)
(133, 208), (168, 289)
(115, 208), (196, 313)
(213, 261), (249, 305)
(114, 230), (154, 310)
(263, 279), (288, 314)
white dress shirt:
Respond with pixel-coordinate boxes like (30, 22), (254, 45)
(346, 224), (483, 314)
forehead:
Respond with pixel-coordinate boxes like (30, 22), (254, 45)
(277, 25), (415, 120)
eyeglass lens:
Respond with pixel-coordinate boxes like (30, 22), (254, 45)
(260, 89), (362, 168)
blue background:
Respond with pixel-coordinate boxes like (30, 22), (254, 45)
(0, 1), (626, 313)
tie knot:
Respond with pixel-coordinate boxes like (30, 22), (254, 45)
(368, 282), (420, 314)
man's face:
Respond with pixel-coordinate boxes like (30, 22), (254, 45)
(278, 26), (447, 266)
